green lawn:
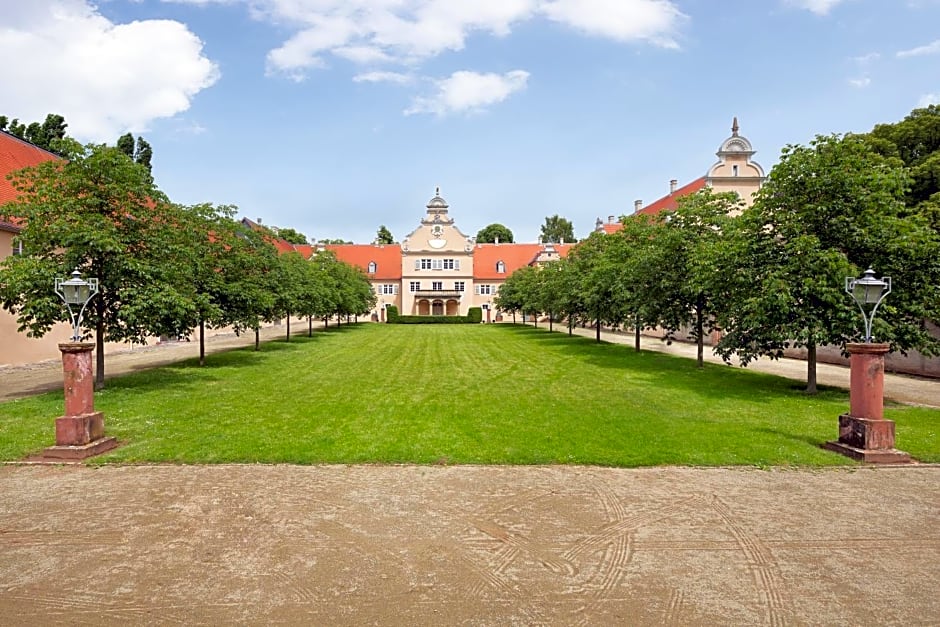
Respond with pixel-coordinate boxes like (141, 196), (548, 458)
(1, 324), (937, 466)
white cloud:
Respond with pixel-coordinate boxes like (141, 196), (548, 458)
(918, 93), (940, 107)
(897, 39), (940, 58)
(784, 0), (846, 15)
(353, 71), (414, 84)
(405, 70), (530, 116)
(851, 52), (880, 64)
(166, 0), (685, 80)
(540, 0), (685, 48)
(848, 77), (870, 88)
(1, 0), (219, 141)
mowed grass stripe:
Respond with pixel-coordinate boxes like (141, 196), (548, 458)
(0, 323), (936, 465)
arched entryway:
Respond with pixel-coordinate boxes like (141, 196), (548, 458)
(446, 300), (459, 316)
(417, 300), (430, 316)
(432, 300), (444, 316)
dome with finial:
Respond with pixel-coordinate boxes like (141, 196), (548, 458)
(717, 116), (754, 155)
(427, 186), (449, 210)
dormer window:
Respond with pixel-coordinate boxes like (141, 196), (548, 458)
(367, 261), (377, 274)
(496, 260), (506, 273)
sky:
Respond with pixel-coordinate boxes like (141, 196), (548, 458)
(2, 0), (939, 244)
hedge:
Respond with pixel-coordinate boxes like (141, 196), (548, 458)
(387, 306), (484, 324)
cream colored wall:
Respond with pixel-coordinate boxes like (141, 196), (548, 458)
(400, 221), (475, 316)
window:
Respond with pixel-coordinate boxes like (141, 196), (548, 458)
(367, 261), (377, 274)
(496, 260), (505, 273)
(432, 259), (443, 270)
(443, 259), (454, 270)
(732, 165), (739, 177)
(432, 281), (443, 291)
(380, 284), (397, 295)
(420, 258), (432, 270)
(410, 281), (421, 292)
(11, 237), (23, 256)
(454, 281), (465, 292)
(476, 284), (492, 295)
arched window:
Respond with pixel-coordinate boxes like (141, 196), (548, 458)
(732, 165), (739, 177)
(496, 260), (506, 274)
(367, 261), (377, 274)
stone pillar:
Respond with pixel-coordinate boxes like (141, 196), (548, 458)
(824, 343), (910, 463)
(42, 342), (117, 460)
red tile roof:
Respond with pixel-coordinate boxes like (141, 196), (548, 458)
(636, 176), (707, 217)
(473, 243), (573, 280)
(598, 222), (623, 234)
(0, 131), (62, 232)
(326, 244), (403, 280)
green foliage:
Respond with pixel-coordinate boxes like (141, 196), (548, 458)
(467, 307), (483, 323)
(385, 305), (399, 322)
(375, 225), (395, 244)
(116, 133), (154, 175)
(3, 325), (937, 465)
(318, 238), (353, 244)
(475, 223), (514, 243)
(540, 214), (575, 243)
(0, 142), (180, 386)
(1, 113), (68, 153)
(392, 311), (479, 323)
(275, 226), (309, 245)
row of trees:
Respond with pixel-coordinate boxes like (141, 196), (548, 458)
(496, 127), (940, 393)
(0, 139), (375, 388)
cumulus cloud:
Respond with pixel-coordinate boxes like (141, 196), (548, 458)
(2, 0), (219, 141)
(167, 0), (685, 81)
(918, 93), (940, 107)
(405, 70), (530, 116)
(353, 71), (414, 84)
(897, 40), (940, 58)
(784, 0), (846, 15)
(848, 77), (871, 88)
(541, 0), (685, 48)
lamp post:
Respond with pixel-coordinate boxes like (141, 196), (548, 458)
(824, 269), (909, 463)
(42, 269), (117, 460)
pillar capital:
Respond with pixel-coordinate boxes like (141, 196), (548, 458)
(58, 342), (95, 354)
(846, 342), (890, 356)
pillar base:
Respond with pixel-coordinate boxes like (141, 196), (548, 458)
(55, 412), (105, 446)
(823, 414), (910, 464)
(41, 437), (118, 460)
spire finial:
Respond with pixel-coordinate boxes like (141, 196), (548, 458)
(731, 116), (739, 136)
(435, 186), (440, 196)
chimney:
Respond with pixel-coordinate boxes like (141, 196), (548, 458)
(257, 218), (263, 225)
(608, 215), (615, 224)
(634, 200), (643, 213)
(669, 179), (677, 194)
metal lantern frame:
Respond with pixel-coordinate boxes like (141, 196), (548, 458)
(845, 268), (891, 343)
(54, 269), (99, 342)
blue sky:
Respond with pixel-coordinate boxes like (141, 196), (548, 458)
(3, 0), (939, 243)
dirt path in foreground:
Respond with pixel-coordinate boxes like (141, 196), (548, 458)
(1, 464), (937, 625)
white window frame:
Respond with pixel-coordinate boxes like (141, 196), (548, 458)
(380, 284), (397, 295)
(431, 281), (443, 291)
(367, 261), (377, 274)
(410, 281), (421, 292)
(496, 260), (505, 273)
(454, 281), (465, 292)
(476, 284), (492, 295)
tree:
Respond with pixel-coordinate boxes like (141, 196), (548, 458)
(540, 214), (575, 244)
(1, 113), (68, 153)
(0, 141), (189, 388)
(116, 133), (154, 175)
(475, 223), (514, 243)
(274, 226), (309, 245)
(709, 134), (939, 392)
(376, 225), (395, 244)
(318, 238), (353, 245)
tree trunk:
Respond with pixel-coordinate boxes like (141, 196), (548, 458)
(95, 299), (105, 390)
(512, 312), (516, 324)
(568, 317), (573, 336)
(308, 315), (312, 337)
(254, 325), (260, 351)
(806, 340), (818, 395)
(695, 300), (704, 368)
(548, 311), (553, 332)
(199, 317), (205, 367)
(635, 315), (641, 352)
(324, 317), (329, 328)
(595, 315), (601, 343)
(286, 313), (291, 341)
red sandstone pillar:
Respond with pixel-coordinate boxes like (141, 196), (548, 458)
(41, 342), (117, 460)
(824, 343), (909, 463)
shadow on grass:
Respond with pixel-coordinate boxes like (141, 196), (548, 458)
(490, 324), (847, 405)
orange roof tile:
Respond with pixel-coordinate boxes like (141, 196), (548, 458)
(326, 244), (403, 280)
(473, 243), (574, 280)
(635, 176), (708, 217)
(0, 131), (62, 232)
(599, 222), (623, 234)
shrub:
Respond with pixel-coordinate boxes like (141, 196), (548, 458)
(385, 305), (399, 323)
(467, 307), (483, 323)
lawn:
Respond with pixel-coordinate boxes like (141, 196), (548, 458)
(1, 323), (937, 466)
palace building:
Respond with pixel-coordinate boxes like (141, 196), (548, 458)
(322, 189), (573, 322)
